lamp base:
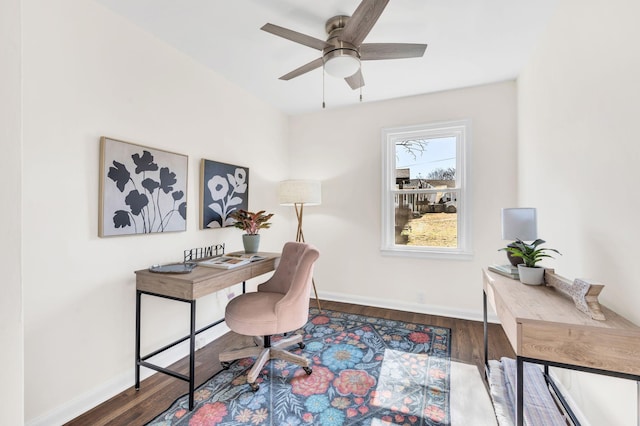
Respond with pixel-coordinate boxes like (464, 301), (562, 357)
(294, 203), (321, 312)
(506, 243), (524, 267)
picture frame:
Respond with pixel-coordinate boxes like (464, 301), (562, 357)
(200, 159), (249, 229)
(99, 137), (188, 237)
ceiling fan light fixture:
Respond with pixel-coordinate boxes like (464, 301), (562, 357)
(323, 48), (360, 78)
(261, 0), (426, 97)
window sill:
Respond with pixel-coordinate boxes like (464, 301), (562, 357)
(380, 247), (474, 261)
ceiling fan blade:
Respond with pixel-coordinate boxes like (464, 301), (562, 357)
(345, 69), (365, 90)
(340, 0), (390, 46)
(360, 43), (428, 60)
(261, 23), (329, 51)
(279, 57), (324, 80)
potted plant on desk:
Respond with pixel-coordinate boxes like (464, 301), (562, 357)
(500, 238), (561, 285)
(230, 209), (274, 253)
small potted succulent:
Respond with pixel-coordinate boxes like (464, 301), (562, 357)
(500, 238), (561, 285)
(230, 209), (274, 253)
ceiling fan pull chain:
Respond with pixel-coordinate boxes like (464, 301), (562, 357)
(359, 65), (363, 102)
(322, 63), (326, 109)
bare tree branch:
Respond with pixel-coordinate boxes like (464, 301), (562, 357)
(396, 139), (428, 161)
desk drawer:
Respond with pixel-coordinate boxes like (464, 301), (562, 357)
(251, 258), (277, 276)
(193, 268), (254, 298)
(521, 322), (640, 375)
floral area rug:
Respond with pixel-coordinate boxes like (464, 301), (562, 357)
(147, 308), (451, 426)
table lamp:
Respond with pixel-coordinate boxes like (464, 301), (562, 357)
(278, 179), (322, 310)
(501, 207), (537, 267)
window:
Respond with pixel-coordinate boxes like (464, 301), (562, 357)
(381, 120), (472, 259)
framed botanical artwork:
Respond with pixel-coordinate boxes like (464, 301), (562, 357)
(200, 159), (249, 229)
(99, 137), (188, 237)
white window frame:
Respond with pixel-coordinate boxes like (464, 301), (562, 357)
(381, 119), (473, 259)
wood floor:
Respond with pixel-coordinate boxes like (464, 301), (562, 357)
(65, 300), (514, 426)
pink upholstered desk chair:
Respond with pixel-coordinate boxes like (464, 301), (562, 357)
(219, 241), (320, 391)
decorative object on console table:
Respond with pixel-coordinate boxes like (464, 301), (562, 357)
(229, 209), (273, 253)
(544, 269), (605, 320)
(200, 159), (249, 229)
(99, 137), (188, 237)
(488, 264), (519, 280)
(500, 238), (561, 285)
(279, 179), (322, 310)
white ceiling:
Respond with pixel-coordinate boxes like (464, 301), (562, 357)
(94, 0), (558, 115)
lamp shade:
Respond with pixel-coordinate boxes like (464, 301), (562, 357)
(278, 180), (322, 206)
(501, 208), (537, 241)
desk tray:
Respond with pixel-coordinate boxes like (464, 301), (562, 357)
(149, 262), (197, 274)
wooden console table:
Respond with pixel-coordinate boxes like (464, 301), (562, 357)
(483, 268), (640, 426)
(134, 253), (279, 410)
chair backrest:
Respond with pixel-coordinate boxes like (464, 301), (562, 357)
(258, 242), (320, 332)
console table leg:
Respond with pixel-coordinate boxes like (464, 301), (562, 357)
(483, 290), (489, 379)
(517, 356), (524, 426)
(188, 301), (196, 410)
(135, 290), (141, 390)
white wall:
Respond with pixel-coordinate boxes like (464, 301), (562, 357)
(0, 0), (24, 424)
(518, 0), (640, 424)
(289, 81), (518, 318)
(21, 0), (291, 423)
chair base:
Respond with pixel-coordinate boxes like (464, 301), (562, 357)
(219, 333), (311, 389)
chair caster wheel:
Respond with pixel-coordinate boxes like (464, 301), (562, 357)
(303, 367), (312, 375)
(220, 361), (231, 370)
(250, 382), (259, 392)
(298, 342), (305, 349)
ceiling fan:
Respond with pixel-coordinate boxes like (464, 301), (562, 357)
(261, 0), (428, 91)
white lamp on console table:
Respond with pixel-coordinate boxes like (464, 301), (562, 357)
(278, 179), (322, 311)
(501, 207), (537, 268)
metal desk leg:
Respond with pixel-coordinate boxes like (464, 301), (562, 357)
(483, 290), (488, 378)
(135, 290), (142, 390)
(188, 300), (196, 410)
(517, 356), (524, 426)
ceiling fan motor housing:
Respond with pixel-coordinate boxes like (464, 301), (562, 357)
(323, 15), (360, 77)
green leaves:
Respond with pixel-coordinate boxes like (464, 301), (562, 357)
(499, 238), (561, 267)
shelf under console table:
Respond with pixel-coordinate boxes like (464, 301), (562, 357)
(482, 268), (640, 426)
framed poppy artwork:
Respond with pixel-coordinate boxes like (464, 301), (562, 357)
(99, 137), (188, 237)
(200, 159), (249, 229)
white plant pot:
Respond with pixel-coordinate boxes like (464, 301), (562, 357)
(517, 265), (545, 285)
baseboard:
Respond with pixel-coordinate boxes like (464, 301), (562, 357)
(317, 290), (500, 323)
(26, 323), (230, 426)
